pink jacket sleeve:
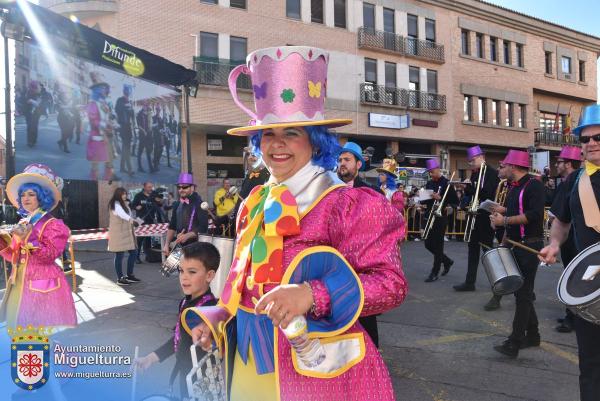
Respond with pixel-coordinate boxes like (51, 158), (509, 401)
(30, 219), (70, 265)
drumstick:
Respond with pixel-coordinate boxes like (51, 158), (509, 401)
(505, 239), (540, 256)
(131, 345), (139, 401)
(479, 242), (492, 250)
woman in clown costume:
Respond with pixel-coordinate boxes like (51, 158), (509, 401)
(0, 164), (77, 330)
(183, 46), (407, 401)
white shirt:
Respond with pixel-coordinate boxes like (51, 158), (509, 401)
(112, 203), (133, 222)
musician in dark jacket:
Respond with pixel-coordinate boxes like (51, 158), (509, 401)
(540, 105), (600, 401)
(422, 158), (458, 283)
(152, 106), (165, 172)
(163, 173), (208, 256)
(136, 103), (154, 173)
(239, 149), (271, 199)
(115, 84), (135, 176)
(454, 146), (501, 310)
(490, 149), (545, 359)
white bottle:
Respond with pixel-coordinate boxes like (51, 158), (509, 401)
(281, 315), (326, 368)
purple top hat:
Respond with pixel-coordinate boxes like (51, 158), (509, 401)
(558, 145), (582, 161)
(466, 145), (484, 161)
(501, 150), (529, 168)
(426, 159), (440, 171)
(177, 173), (194, 186)
(226, 46), (352, 136)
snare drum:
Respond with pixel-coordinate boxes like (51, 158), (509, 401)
(160, 245), (183, 277)
(197, 235), (234, 297)
(481, 246), (524, 295)
(557, 242), (600, 325)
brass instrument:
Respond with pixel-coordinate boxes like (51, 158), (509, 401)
(464, 162), (487, 242)
(423, 172), (455, 240)
(494, 179), (508, 206)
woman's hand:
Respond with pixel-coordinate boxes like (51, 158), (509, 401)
(191, 323), (214, 352)
(254, 284), (314, 329)
(134, 352), (159, 372)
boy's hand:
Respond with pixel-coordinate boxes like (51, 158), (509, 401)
(134, 352), (159, 372)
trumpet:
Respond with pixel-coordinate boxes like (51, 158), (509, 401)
(464, 162), (487, 242)
(495, 178), (508, 206)
(423, 172), (455, 240)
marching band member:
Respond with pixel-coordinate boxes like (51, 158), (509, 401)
(552, 145), (581, 334)
(454, 146), (501, 312)
(239, 148), (271, 199)
(183, 46), (407, 401)
(0, 164), (77, 330)
(422, 158), (458, 282)
(490, 150), (545, 358)
(539, 105), (600, 401)
(376, 158), (404, 212)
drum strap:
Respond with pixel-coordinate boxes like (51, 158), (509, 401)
(518, 179), (533, 239)
(578, 171), (600, 233)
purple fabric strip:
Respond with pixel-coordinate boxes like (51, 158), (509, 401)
(174, 292), (215, 352)
(518, 179), (532, 239)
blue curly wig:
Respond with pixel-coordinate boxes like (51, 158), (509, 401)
(90, 83), (109, 101)
(17, 183), (55, 214)
(378, 172), (398, 190)
(249, 125), (341, 171)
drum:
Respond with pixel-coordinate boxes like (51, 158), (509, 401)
(481, 247), (524, 295)
(140, 395), (177, 401)
(160, 245), (183, 277)
(557, 242), (600, 325)
(197, 235), (234, 297)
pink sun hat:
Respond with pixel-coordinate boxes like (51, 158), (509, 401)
(557, 145), (582, 161)
(226, 46), (352, 136)
(501, 149), (530, 168)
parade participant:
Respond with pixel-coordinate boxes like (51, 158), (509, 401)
(337, 141), (383, 347)
(56, 88), (75, 154)
(0, 164), (76, 329)
(539, 105), (600, 401)
(214, 179), (240, 236)
(422, 158), (458, 282)
(552, 145), (581, 333)
(108, 187), (140, 286)
(454, 146), (501, 310)
(136, 101), (154, 173)
(86, 72), (120, 181)
(115, 84), (136, 177)
(24, 80), (42, 148)
(376, 158), (404, 212)
(163, 173), (208, 256)
(490, 150), (545, 358)
(152, 105), (165, 172)
(132, 182), (156, 263)
(183, 46), (407, 401)
(239, 147), (271, 199)
(136, 242), (219, 399)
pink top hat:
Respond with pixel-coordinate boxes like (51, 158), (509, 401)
(558, 145), (582, 161)
(501, 149), (529, 168)
(466, 145), (484, 161)
(227, 46), (352, 136)
(426, 159), (440, 171)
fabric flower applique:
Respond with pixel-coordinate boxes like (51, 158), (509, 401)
(280, 88), (295, 103)
(308, 81), (321, 98)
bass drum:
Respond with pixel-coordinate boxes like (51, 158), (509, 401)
(140, 395), (177, 401)
(557, 242), (600, 325)
(197, 235), (235, 298)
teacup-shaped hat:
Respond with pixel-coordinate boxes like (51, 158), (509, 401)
(227, 46), (352, 136)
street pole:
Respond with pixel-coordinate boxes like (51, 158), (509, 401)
(184, 88), (192, 174)
(3, 32), (14, 179)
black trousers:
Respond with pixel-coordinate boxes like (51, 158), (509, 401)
(466, 214), (495, 285)
(574, 315), (600, 401)
(508, 241), (543, 344)
(358, 315), (379, 348)
(424, 215), (451, 275)
(26, 112), (41, 146)
(560, 237), (578, 323)
(137, 138), (153, 171)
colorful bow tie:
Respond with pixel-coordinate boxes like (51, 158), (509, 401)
(181, 198), (190, 204)
(249, 171), (261, 179)
(585, 161), (600, 176)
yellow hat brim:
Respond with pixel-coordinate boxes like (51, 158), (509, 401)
(6, 173), (61, 211)
(227, 118), (352, 136)
(376, 168), (399, 178)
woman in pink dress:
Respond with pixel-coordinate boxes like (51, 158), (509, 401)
(182, 46), (407, 401)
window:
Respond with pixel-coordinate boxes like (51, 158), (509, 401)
(490, 37), (497, 62)
(363, 2), (375, 31)
(579, 60), (586, 82)
(561, 56), (571, 74)
(545, 51), (552, 74)
(425, 19), (436, 43)
(503, 40), (510, 64)
(492, 100), (500, 125)
(334, 0), (346, 28)
(516, 43), (523, 67)
(286, 0), (301, 19)
(478, 98), (487, 123)
(475, 33), (483, 58)
(517, 104), (526, 128)
(426, 69), (438, 94)
(200, 0), (217, 4)
(461, 29), (470, 55)
(464, 95), (473, 121)
(383, 8), (395, 33)
(407, 14), (418, 55)
(505, 102), (514, 127)
(230, 0), (246, 9)
(384, 62), (397, 104)
(230, 36), (247, 63)
(364, 58), (377, 84)
(311, 0), (323, 23)
(409, 66), (420, 91)
(200, 32), (218, 59)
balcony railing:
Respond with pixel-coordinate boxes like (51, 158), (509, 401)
(358, 27), (445, 63)
(193, 58), (252, 90)
(534, 128), (579, 146)
(360, 83), (446, 113)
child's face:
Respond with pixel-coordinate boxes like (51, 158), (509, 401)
(178, 257), (215, 299)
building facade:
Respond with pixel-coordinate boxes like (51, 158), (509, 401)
(41, 0), (600, 203)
